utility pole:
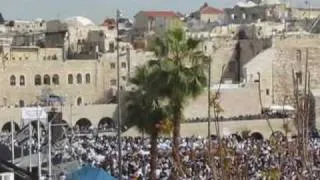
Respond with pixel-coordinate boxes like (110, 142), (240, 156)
(48, 121), (52, 180)
(116, 9), (123, 180)
(29, 121), (32, 173)
(11, 118), (15, 164)
(37, 104), (42, 180)
(207, 57), (212, 161)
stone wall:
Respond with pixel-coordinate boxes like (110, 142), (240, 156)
(184, 86), (261, 119)
(243, 35), (320, 110)
(202, 37), (271, 84)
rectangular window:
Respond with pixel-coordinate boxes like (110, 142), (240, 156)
(122, 76), (126, 81)
(266, 89), (270, 96)
(110, 63), (116, 69)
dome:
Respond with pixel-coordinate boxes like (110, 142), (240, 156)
(64, 16), (95, 26)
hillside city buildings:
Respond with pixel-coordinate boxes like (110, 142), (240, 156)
(0, 1), (320, 133)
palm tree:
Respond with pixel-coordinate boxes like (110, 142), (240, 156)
(124, 65), (171, 180)
(149, 28), (209, 176)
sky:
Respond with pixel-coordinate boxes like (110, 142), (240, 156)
(0, 0), (319, 23)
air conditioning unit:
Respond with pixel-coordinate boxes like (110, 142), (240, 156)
(0, 172), (14, 180)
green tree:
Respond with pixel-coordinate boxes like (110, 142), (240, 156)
(124, 65), (172, 180)
(149, 28), (209, 177)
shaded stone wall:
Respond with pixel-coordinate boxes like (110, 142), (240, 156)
(205, 37), (271, 84)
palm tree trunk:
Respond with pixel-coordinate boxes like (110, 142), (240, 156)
(172, 107), (184, 178)
(173, 119), (182, 172)
(150, 130), (158, 180)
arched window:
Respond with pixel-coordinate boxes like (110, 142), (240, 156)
(44, 74), (50, 85)
(77, 74), (82, 84)
(85, 73), (90, 84)
(68, 74), (73, 84)
(35, 74), (41, 85)
(77, 97), (82, 105)
(10, 75), (16, 86)
(296, 49), (302, 62)
(20, 75), (25, 86)
(52, 55), (57, 60)
(52, 74), (59, 85)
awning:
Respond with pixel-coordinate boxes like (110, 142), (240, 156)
(268, 105), (295, 111)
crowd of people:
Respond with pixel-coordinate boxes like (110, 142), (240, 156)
(1, 129), (320, 179)
(48, 132), (320, 179)
(187, 112), (289, 123)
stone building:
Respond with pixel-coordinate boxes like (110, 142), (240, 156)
(190, 2), (224, 23)
(291, 8), (320, 20)
(0, 43), (153, 131)
(133, 11), (182, 35)
(8, 19), (46, 33)
(46, 17), (116, 59)
(224, 1), (288, 24)
(243, 35), (320, 126)
(0, 43), (152, 106)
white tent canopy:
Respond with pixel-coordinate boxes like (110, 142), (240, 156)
(268, 105), (295, 111)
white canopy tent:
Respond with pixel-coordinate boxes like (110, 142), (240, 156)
(268, 105), (295, 112)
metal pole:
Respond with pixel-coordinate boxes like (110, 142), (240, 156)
(37, 105), (41, 179)
(116, 9), (122, 180)
(207, 59), (212, 157)
(48, 121), (52, 180)
(70, 103), (73, 135)
(29, 121), (32, 172)
(11, 118), (15, 164)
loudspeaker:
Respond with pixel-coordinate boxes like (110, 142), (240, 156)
(48, 111), (64, 144)
(48, 111), (62, 122)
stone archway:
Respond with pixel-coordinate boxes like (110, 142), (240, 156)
(1, 121), (20, 133)
(250, 132), (264, 140)
(98, 117), (115, 131)
(75, 118), (92, 133)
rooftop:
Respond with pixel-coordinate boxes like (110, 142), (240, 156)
(200, 6), (224, 14)
(140, 11), (178, 18)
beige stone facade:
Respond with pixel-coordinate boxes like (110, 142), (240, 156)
(0, 44), (153, 131)
(244, 35), (320, 119)
(0, 45), (150, 107)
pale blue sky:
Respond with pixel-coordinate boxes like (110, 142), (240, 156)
(0, 0), (318, 23)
